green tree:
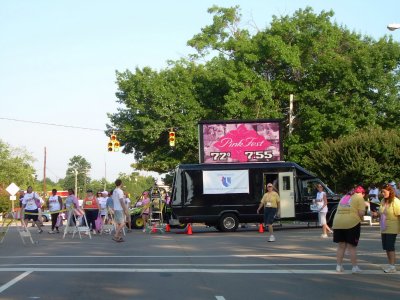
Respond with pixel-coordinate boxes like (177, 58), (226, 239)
(0, 140), (36, 212)
(62, 155), (91, 198)
(108, 6), (400, 174)
(117, 172), (156, 203)
(303, 127), (400, 193)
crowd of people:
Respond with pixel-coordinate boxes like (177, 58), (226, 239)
(18, 179), (153, 243)
(257, 180), (400, 274)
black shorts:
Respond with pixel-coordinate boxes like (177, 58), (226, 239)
(333, 223), (361, 246)
(264, 207), (277, 225)
(24, 209), (39, 222)
(382, 234), (397, 252)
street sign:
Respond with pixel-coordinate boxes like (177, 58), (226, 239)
(6, 183), (20, 196)
(9, 195), (16, 201)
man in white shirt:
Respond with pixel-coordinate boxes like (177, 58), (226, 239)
(21, 186), (44, 233)
(111, 179), (128, 242)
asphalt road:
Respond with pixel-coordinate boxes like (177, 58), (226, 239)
(0, 223), (399, 300)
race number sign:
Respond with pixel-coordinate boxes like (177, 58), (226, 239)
(199, 119), (282, 164)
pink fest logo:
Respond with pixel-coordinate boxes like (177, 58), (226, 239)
(213, 124), (272, 161)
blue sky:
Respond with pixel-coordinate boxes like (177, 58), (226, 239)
(1, 0), (399, 183)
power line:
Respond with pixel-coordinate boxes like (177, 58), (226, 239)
(0, 116), (180, 133)
(0, 116), (104, 132)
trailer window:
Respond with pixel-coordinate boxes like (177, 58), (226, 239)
(282, 176), (291, 190)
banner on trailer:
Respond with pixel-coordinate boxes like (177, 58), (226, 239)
(199, 120), (282, 163)
(203, 170), (249, 194)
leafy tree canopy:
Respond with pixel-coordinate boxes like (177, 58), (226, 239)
(304, 127), (400, 193)
(108, 6), (400, 176)
(0, 140), (36, 212)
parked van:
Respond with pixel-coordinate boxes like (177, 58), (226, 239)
(169, 162), (340, 231)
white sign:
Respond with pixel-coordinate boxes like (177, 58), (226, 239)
(6, 183), (20, 196)
(9, 195), (17, 201)
(203, 170), (249, 194)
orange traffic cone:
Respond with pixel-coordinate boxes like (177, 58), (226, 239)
(258, 223), (264, 233)
(165, 224), (171, 232)
(186, 223), (193, 235)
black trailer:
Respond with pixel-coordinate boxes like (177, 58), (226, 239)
(170, 162), (340, 231)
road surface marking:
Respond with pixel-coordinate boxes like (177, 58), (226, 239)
(0, 271), (32, 293)
(0, 268), (397, 275)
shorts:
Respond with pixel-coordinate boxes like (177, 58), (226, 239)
(24, 209), (39, 222)
(381, 233), (397, 252)
(264, 207), (277, 225)
(333, 223), (361, 246)
(318, 211), (327, 226)
(114, 210), (125, 224)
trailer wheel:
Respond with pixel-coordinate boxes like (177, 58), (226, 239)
(218, 213), (239, 232)
(131, 215), (144, 229)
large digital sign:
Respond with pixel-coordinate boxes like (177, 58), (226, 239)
(199, 119), (282, 164)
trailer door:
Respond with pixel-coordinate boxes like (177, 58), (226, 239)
(278, 172), (295, 218)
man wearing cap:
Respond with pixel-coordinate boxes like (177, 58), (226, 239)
(257, 183), (280, 242)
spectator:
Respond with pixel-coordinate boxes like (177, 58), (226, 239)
(124, 192), (132, 232)
(316, 184), (333, 238)
(368, 184), (380, 212)
(332, 186), (366, 273)
(373, 184), (400, 273)
(389, 181), (400, 198)
(65, 189), (80, 225)
(139, 191), (151, 233)
(111, 179), (128, 242)
(48, 189), (63, 234)
(83, 189), (100, 234)
(98, 191), (108, 222)
(21, 186), (43, 233)
(257, 183), (280, 242)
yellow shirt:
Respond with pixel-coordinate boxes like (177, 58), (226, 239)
(379, 197), (400, 234)
(332, 193), (365, 229)
(260, 191), (280, 208)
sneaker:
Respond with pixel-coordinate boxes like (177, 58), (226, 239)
(48, 230), (55, 234)
(383, 265), (397, 273)
(38, 229), (43, 234)
(352, 266), (362, 274)
(336, 265), (344, 273)
(268, 235), (276, 242)
(321, 234), (329, 238)
(92, 230), (96, 235)
(142, 228), (146, 233)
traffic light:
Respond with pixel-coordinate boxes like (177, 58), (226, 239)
(114, 141), (120, 152)
(169, 130), (176, 147)
(107, 141), (113, 152)
(110, 134), (117, 142)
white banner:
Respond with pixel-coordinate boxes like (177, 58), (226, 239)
(203, 170), (249, 194)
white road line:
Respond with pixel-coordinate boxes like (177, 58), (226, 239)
(0, 271), (32, 293)
(215, 296), (226, 300)
(0, 268), (397, 275)
(0, 263), (339, 267)
(0, 252), (385, 258)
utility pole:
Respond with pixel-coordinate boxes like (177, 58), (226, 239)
(43, 147), (47, 198)
(289, 94), (295, 135)
(73, 168), (78, 199)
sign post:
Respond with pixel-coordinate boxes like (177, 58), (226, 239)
(6, 183), (20, 213)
